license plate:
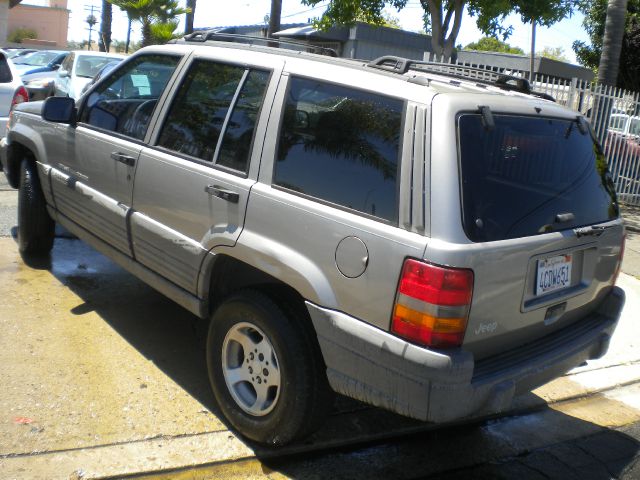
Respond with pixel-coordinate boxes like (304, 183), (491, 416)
(536, 254), (573, 296)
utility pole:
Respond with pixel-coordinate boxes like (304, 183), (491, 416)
(529, 21), (536, 82)
(84, 3), (100, 51)
(125, 17), (132, 54)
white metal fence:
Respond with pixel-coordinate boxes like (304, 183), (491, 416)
(439, 61), (640, 206)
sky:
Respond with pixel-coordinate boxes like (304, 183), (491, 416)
(60, 0), (590, 65)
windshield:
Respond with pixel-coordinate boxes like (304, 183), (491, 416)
(75, 56), (119, 78)
(458, 114), (618, 242)
(15, 51), (59, 66)
(609, 114), (629, 132)
(629, 117), (640, 137)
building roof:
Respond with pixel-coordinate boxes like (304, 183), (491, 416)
(456, 50), (594, 82)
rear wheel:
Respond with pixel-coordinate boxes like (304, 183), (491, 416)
(18, 159), (55, 256)
(207, 290), (331, 446)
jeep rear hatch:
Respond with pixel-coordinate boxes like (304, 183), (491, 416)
(424, 105), (624, 361)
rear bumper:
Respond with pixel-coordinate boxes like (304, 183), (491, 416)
(307, 286), (624, 423)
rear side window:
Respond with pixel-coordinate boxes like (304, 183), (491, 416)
(458, 114), (618, 242)
(157, 60), (269, 171)
(274, 77), (403, 223)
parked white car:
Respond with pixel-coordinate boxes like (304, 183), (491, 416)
(54, 51), (125, 99)
(0, 50), (28, 137)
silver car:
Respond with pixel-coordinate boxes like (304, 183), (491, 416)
(54, 51), (126, 99)
(0, 35), (626, 446)
(0, 51), (28, 137)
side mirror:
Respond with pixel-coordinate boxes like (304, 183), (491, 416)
(58, 69), (69, 77)
(42, 96), (76, 124)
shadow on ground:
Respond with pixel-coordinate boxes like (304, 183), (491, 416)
(14, 234), (640, 479)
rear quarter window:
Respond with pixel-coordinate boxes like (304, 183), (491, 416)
(273, 77), (403, 223)
(458, 114), (618, 242)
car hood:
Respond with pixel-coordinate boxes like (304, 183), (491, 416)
(15, 65), (54, 75)
(21, 71), (57, 82)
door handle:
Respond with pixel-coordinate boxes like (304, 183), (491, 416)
(110, 152), (136, 167)
(204, 184), (239, 203)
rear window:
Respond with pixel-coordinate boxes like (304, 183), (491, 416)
(458, 114), (618, 242)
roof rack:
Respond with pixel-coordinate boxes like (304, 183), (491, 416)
(179, 30), (339, 57)
(367, 55), (548, 98)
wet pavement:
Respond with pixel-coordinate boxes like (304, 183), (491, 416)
(1, 181), (640, 478)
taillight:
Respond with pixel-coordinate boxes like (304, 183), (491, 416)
(11, 86), (28, 107)
(391, 259), (474, 348)
(613, 234), (626, 285)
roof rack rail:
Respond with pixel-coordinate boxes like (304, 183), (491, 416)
(179, 30), (339, 57)
(367, 55), (543, 97)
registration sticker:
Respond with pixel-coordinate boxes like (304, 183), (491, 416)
(536, 254), (572, 296)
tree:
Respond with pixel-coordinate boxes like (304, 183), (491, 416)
(267, 0), (282, 38)
(598, 0), (629, 85)
(464, 36), (524, 54)
(598, 0), (627, 86)
(109, 0), (189, 47)
(99, 0), (113, 52)
(151, 20), (180, 44)
(302, 0), (577, 61)
(185, 0), (196, 35)
(538, 45), (569, 61)
(573, 0), (639, 90)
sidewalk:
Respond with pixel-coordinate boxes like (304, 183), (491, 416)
(621, 204), (640, 279)
(621, 204), (640, 234)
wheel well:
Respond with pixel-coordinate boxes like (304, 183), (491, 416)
(6, 143), (35, 188)
(207, 255), (314, 332)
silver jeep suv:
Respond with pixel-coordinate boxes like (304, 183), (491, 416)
(0, 33), (626, 446)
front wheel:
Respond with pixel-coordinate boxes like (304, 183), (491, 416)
(17, 159), (55, 256)
(206, 290), (332, 446)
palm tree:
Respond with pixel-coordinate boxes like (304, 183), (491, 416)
(267, 0), (281, 38)
(598, 0), (629, 85)
(152, 20), (180, 44)
(99, 0), (113, 52)
(109, 0), (189, 47)
(185, 0), (196, 35)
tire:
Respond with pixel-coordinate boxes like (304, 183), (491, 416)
(207, 290), (332, 446)
(18, 159), (55, 256)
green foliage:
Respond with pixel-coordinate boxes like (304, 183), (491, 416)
(7, 27), (37, 44)
(150, 21), (180, 44)
(573, 0), (640, 90)
(538, 45), (569, 61)
(467, 0), (576, 40)
(302, 0), (407, 31)
(464, 36), (524, 54)
(108, 0), (190, 46)
(301, 0), (578, 60)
